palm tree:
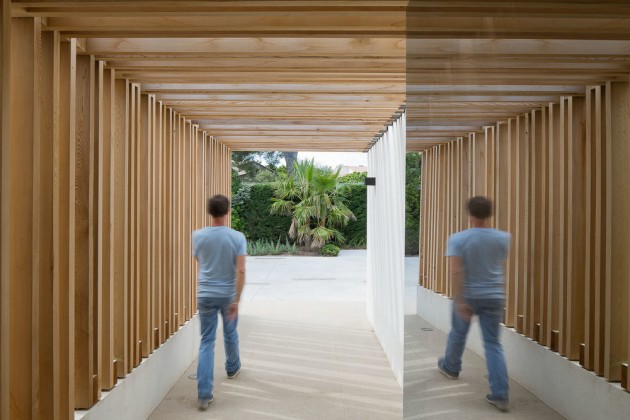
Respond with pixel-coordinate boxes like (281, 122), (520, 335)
(270, 159), (355, 251)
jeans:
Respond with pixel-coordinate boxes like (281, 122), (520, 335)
(443, 298), (509, 399)
(197, 297), (241, 399)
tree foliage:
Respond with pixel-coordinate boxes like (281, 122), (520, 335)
(406, 153), (422, 255)
(270, 159), (356, 250)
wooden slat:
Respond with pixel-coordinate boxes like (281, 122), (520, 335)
(565, 96), (586, 361)
(505, 119), (516, 328)
(112, 76), (128, 377)
(546, 103), (562, 349)
(593, 86), (606, 376)
(139, 92), (150, 358)
(72, 51), (94, 410)
(89, 55), (101, 404)
(605, 81), (629, 381)
(34, 22), (55, 420)
(53, 36), (74, 420)
(0, 4), (5, 414)
(3, 16), (36, 420)
(98, 62), (115, 390)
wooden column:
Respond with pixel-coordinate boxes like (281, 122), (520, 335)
(605, 80), (630, 381)
(72, 50), (95, 409)
(564, 96), (587, 361)
(112, 77), (128, 378)
(2, 16), (37, 420)
(54, 37), (74, 420)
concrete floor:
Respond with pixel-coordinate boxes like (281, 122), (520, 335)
(404, 315), (565, 419)
(149, 251), (402, 420)
(149, 251), (562, 419)
(404, 257), (564, 419)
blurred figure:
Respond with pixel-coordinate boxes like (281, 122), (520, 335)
(437, 196), (511, 412)
(193, 195), (247, 411)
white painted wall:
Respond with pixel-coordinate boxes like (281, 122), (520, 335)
(367, 113), (406, 386)
(417, 286), (630, 420)
(75, 316), (201, 420)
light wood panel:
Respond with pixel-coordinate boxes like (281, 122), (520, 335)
(4, 16), (36, 420)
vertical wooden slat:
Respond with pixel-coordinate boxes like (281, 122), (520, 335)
(605, 81), (629, 381)
(34, 23), (55, 420)
(584, 87), (596, 371)
(138, 93), (150, 358)
(98, 63), (115, 390)
(547, 103), (562, 349)
(566, 96), (586, 361)
(506, 119), (517, 328)
(2, 16), (36, 420)
(88, 55), (101, 403)
(72, 51), (94, 409)
(0, 4), (6, 416)
(112, 77), (128, 377)
(54, 36), (74, 420)
(593, 86), (606, 376)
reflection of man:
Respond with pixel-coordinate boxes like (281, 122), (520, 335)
(193, 195), (246, 411)
(437, 196), (511, 412)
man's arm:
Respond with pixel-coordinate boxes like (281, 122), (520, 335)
(234, 255), (246, 304)
(449, 256), (472, 321)
(228, 255), (246, 320)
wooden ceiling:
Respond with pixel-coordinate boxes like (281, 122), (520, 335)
(12, 1), (630, 153)
(11, 0), (407, 152)
(406, 0), (630, 151)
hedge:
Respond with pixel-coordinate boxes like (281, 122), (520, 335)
(231, 182), (367, 247)
(231, 183), (292, 242)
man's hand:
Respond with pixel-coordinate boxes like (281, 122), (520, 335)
(228, 302), (239, 321)
(456, 302), (473, 322)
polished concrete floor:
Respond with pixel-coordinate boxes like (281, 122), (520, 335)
(149, 251), (402, 419)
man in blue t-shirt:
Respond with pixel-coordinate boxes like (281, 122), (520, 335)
(192, 194), (247, 411)
(437, 196), (511, 412)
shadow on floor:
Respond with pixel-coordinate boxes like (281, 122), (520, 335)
(404, 315), (565, 419)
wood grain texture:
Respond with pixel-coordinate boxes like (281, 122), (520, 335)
(71, 51), (94, 409)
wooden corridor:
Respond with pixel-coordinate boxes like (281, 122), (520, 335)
(3, 1), (630, 419)
(0, 2), (405, 419)
(410, 0), (630, 407)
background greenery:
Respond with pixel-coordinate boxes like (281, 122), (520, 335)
(230, 154), (421, 255)
(405, 153), (422, 255)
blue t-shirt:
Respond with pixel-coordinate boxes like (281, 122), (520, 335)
(192, 226), (247, 298)
(446, 228), (510, 300)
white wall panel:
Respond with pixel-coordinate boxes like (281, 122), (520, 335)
(367, 113), (406, 386)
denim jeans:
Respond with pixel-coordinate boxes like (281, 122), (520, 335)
(197, 297), (241, 399)
(443, 298), (509, 399)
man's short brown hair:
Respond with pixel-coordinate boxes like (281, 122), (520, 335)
(467, 196), (493, 220)
(208, 194), (230, 217)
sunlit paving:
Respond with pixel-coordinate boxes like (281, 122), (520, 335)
(150, 251), (402, 419)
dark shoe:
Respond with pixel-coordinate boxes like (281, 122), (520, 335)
(227, 367), (240, 379)
(197, 396), (214, 411)
(437, 358), (459, 379)
(486, 394), (509, 412)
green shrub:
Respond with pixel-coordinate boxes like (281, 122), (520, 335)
(320, 244), (340, 257)
(231, 178), (367, 249)
(334, 184), (366, 248)
(405, 153), (422, 255)
(339, 171), (367, 184)
(231, 183), (292, 242)
(247, 237), (297, 256)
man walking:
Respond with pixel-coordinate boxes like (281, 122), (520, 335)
(193, 194), (246, 411)
(437, 196), (511, 412)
